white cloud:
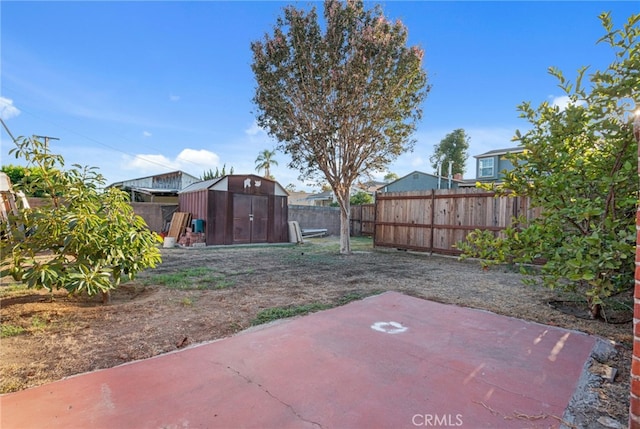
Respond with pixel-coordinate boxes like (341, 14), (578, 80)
(169, 94), (180, 102)
(245, 121), (266, 136)
(176, 148), (220, 167)
(142, 131), (152, 138)
(550, 95), (586, 112)
(0, 96), (21, 120)
(121, 148), (220, 175)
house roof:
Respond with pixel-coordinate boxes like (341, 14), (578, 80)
(108, 170), (200, 189)
(304, 191), (333, 201)
(474, 147), (524, 158)
(379, 170), (463, 191)
(127, 187), (181, 195)
(178, 178), (220, 193)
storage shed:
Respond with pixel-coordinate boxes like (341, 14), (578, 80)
(178, 175), (289, 245)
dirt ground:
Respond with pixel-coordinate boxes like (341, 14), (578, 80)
(0, 237), (632, 427)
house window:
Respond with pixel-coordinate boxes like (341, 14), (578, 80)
(478, 158), (494, 178)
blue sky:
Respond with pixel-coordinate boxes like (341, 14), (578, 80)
(1, 1), (637, 191)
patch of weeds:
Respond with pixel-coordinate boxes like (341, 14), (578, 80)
(251, 290), (383, 326)
(0, 283), (29, 298)
(251, 303), (332, 325)
(1, 324), (26, 338)
(1, 379), (23, 394)
(143, 267), (236, 290)
(180, 297), (195, 307)
(30, 316), (47, 330)
(282, 236), (375, 265)
(336, 290), (382, 306)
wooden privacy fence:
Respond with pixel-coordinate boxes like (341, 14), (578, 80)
(350, 204), (375, 236)
(353, 188), (539, 256)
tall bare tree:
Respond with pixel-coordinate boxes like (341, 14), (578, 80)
(251, 0), (429, 253)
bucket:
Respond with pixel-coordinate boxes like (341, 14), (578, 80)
(163, 237), (176, 248)
(192, 219), (205, 233)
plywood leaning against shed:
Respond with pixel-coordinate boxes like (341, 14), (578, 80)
(167, 212), (192, 239)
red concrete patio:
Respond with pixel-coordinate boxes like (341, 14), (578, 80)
(1, 291), (597, 428)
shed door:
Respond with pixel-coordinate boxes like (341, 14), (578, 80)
(232, 194), (268, 244)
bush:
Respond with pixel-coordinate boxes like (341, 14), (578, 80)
(1, 137), (162, 302)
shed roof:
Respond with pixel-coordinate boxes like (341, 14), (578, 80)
(179, 175), (288, 196)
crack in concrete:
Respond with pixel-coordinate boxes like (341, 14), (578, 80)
(226, 365), (323, 428)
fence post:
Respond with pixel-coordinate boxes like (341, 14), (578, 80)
(631, 111), (640, 428)
(429, 189), (435, 255)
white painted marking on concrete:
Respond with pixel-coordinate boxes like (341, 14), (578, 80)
(371, 321), (407, 334)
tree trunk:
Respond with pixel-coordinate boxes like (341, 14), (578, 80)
(102, 290), (111, 305)
(336, 188), (351, 254)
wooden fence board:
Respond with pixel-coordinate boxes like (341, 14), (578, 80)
(353, 188), (540, 256)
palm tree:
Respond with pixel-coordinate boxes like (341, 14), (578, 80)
(255, 149), (278, 179)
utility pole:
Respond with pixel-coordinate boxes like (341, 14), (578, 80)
(0, 117), (17, 143)
(33, 135), (60, 149)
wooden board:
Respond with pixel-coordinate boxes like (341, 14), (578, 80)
(167, 212), (191, 239)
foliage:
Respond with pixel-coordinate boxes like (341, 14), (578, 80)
(251, 0), (429, 254)
(251, 303), (332, 325)
(384, 172), (399, 182)
(251, 290), (381, 325)
(458, 13), (639, 319)
(1, 137), (163, 302)
(429, 129), (469, 176)
(201, 164), (234, 180)
(255, 149), (278, 179)
(0, 324), (25, 338)
(1, 164), (48, 197)
(285, 183), (297, 192)
(349, 190), (374, 205)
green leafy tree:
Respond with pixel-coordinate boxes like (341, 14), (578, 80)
(429, 129), (469, 177)
(1, 164), (48, 197)
(1, 164), (27, 187)
(255, 149), (278, 179)
(201, 164), (234, 180)
(383, 172), (399, 182)
(285, 183), (297, 192)
(251, 0), (429, 254)
(350, 190), (374, 205)
(1, 137), (162, 303)
(458, 12), (639, 319)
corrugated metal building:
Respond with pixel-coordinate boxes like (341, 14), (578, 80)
(179, 174), (289, 245)
(108, 171), (201, 202)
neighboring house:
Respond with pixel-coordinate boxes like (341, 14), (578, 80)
(108, 170), (201, 202)
(471, 146), (524, 184)
(287, 190), (335, 207)
(287, 191), (316, 206)
(355, 180), (387, 195)
(378, 171), (462, 193)
(303, 191), (335, 207)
